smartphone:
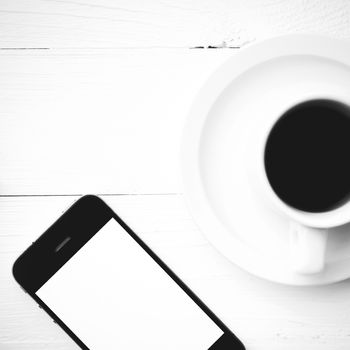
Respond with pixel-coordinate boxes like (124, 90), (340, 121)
(13, 195), (245, 349)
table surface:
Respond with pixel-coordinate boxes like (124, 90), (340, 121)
(1, 1), (350, 349)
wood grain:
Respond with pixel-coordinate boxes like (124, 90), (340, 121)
(0, 0), (349, 48)
(2, 1), (350, 349)
(0, 49), (232, 195)
(2, 195), (350, 350)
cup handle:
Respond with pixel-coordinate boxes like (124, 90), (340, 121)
(289, 221), (328, 274)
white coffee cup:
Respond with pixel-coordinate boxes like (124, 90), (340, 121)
(251, 97), (350, 275)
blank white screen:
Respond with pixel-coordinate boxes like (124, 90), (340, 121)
(37, 219), (223, 349)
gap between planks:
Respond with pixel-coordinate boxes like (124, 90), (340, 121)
(0, 193), (181, 198)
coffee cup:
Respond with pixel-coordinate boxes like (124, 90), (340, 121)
(257, 98), (350, 274)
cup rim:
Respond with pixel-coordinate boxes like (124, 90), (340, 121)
(259, 96), (350, 228)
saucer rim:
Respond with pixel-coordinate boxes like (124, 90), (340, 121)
(181, 34), (350, 286)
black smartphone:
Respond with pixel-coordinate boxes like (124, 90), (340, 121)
(13, 195), (245, 349)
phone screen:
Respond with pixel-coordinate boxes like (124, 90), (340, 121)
(36, 218), (224, 349)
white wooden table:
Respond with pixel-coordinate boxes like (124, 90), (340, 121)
(1, 1), (350, 349)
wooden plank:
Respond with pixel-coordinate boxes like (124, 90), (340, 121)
(0, 0), (349, 48)
(0, 49), (232, 195)
(2, 195), (350, 350)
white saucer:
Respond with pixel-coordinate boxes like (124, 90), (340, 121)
(181, 35), (350, 286)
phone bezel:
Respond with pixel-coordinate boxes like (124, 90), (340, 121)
(13, 195), (245, 349)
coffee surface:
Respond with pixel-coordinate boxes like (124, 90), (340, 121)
(264, 99), (350, 213)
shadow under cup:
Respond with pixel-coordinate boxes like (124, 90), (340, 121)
(264, 99), (350, 213)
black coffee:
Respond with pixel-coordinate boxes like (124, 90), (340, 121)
(264, 99), (350, 213)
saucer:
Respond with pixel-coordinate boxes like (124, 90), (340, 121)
(181, 35), (350, 285)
